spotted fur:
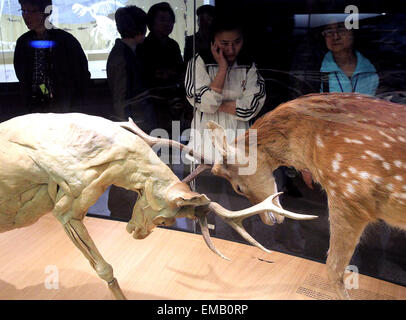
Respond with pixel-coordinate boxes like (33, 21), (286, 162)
(212, 93), (406, 299)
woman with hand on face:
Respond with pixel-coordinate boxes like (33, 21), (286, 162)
(320, 22), (378, 95)
(185, 16), (266, 160)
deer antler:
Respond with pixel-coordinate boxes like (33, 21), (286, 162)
(209, 193), (317, 253)
(211, 192), (318, 221)
(181, 164), (212, 184)
(195, 209), (231, 261)
(120, 118), (213, 166)
(196, 193), (318, 260)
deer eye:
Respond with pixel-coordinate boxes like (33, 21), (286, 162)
(152, 216), (166, 226)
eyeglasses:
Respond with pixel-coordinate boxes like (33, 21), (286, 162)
(322, 28), (351, 38)
(19, 9), (42, 15)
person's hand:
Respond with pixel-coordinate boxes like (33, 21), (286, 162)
(218, 100), (236, 115)
(211, 42), (228, 69)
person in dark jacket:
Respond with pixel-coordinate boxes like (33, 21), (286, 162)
(183, 4), (215, 63)
(142, 2), (184, 89)
(140, 2), (187, 135)
(106, 6), (154, 222)
(14, 0), (90, 113)
(106, 5), (153, 126)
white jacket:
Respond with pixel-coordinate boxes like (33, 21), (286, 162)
(185, 54), (266, 161)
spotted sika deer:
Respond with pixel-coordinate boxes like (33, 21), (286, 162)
(187, 92), (406, 299)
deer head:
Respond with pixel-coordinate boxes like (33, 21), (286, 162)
(126, 180), (210, 239)
(180, 121), (290, 225)
(121, 118), (316, 259)
(204, 120), (311, 225)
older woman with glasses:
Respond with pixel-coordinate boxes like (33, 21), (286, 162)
(320, 22), (379, 95)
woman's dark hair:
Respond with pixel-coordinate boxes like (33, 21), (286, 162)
(201, 14), (252, 66)
(18, 0), (52, 13)
(146, 2), (175, 31)
(115, 5), (147, 38)
(209, 16), (244, 43)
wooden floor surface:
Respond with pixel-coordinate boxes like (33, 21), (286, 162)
(0, 214), (405, 300)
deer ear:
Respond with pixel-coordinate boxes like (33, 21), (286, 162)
(166, 182), (210, 208)
(207, 121), (230, 160)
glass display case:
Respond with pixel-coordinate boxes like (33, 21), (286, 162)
(1, 0), (405, 294)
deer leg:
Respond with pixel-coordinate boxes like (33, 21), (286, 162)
(326, 208), (368, 300)
(62, 218), (126, 300)
(53, 191), (126, 300)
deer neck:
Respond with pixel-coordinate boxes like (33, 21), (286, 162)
(258, 122), (316, 175)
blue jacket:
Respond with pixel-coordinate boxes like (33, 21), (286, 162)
(320, 50), (379, 95)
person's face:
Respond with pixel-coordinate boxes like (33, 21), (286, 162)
(152, 10), (174, 37)
(20, 3), (47, 31)
(198, 12), (214, 34)
(214, 30), (243, 64)
(135, 30), (146, 44)
(323, 23), (354, 53)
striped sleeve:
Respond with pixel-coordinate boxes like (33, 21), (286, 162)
(185, 55), (223, 113)
(234, 64), (266, 121)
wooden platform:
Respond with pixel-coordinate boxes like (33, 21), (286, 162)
(0, 214), (405, 300)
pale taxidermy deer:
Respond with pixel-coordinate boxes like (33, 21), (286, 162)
(0, 113), (315, 300)
(186, 92), (406, 300)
